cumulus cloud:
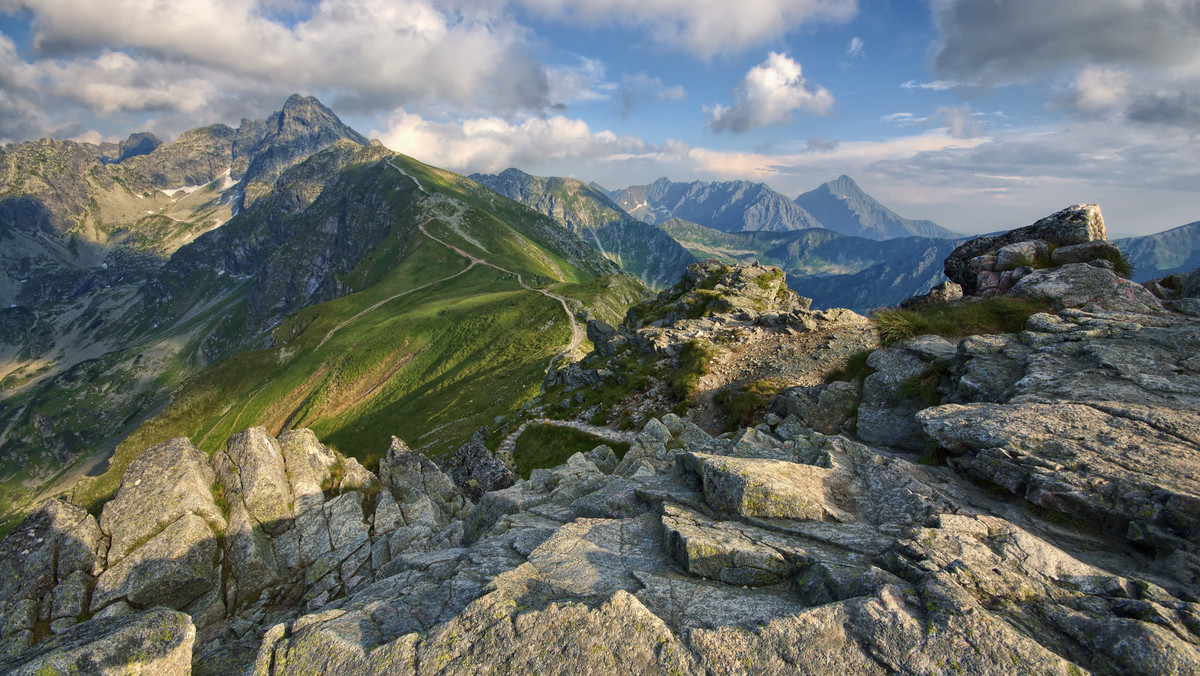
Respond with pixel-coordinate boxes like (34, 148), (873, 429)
(514, 0), (857, 57)
(546, 58), (614, 107)
(1, 0), (550, 128)
(618, 73), (686, 116)
(846, 37), (863, 57)
(1067, 66), (1131, 115)
(705, 52), (833, 133)
(373, 110), (683, 174)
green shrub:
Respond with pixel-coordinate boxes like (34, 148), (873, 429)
(512, 424), (630, 478)
(897, 362), (951, 407)
(754, 268), (783, 290)
(714, 380), (783, 432)
(670, 340), (716, 401)
(824, 350), (874, 384)
(873, 297), (1054, 346)
(1096, 247), (1135, 278)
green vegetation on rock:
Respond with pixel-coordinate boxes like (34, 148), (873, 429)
(714, 380), (784, 432)
(873, 297), (1053, 345)
(512, 424), (629, 478)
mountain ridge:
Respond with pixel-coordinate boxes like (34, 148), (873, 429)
(469, 167), (695, 289)
(610, 176), (825, 232)
(794, 174), (959, 240)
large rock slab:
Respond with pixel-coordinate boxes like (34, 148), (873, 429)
(91, 512), (219, 613)
(0, 608), (194, 676)
(222, 427), (296, 533)
(677, 452), (851, 521)
(100, 437), (225, 565)
(1010, 262), (1164, 313)
(919, 401), (1200, 568)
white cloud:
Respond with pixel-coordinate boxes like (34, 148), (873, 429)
(900, 79), (957, 91)
(372, 110), (679, 174)
(546, 57), (614, 107)
(2, 0), (549, 127)
(705, 52), (833, 133)
(514, 0), (857, 57)
(846, 37), (863, 57)
(1068, 66), (1131, 115)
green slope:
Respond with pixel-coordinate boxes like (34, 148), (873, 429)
(63, 152), (637, 514)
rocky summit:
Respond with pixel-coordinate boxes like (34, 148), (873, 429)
(2, 205), (1200, 674)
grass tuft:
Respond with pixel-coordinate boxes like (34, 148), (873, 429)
(714, 380), (784, 432)
(824, 350), (874, 384)
(512, 424), (629, 478)
(670, 340), (716, 402)
(897, 362), (951, 408)
(873, 297), (1053, 346)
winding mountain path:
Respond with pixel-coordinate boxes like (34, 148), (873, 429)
(497, 418), (637, 459)
(382, 158), (584, 373)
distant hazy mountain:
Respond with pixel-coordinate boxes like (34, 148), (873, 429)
(471, 168), (695, 289)
(794, 175), (958, 240)
(609, 177), (823, 232)
(787, 241), (960, 311)
(660, 218), (959, 310)
(1116, 220), (1200, 282)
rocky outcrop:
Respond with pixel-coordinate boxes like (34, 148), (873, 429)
(0, 608), (195, 675)
(944, 203), (1108, 295)
(0, 425), (482, 673)
(6, 381), (1200, 674)
(444, 430), (516, 501)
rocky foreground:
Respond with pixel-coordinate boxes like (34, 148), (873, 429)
(1, 206), (1199, 674)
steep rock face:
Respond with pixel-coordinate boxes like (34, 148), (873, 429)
(235, 94), (369, 209)
(795, 175), (958, 240)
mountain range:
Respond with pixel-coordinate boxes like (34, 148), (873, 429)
(2, 93), (1198, 528)
(0, 95), (641, 527)
(468, 168), (693, 289)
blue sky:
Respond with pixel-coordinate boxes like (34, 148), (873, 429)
(1, 0), (1197, 235)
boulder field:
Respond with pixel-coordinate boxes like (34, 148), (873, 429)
(1, 205), (1198, 674)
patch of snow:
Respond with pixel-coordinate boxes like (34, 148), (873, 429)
(218, 167), (236, 192)
(159, 183), (206, 197)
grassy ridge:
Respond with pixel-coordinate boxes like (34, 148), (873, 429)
(66, 179), (636, 514)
